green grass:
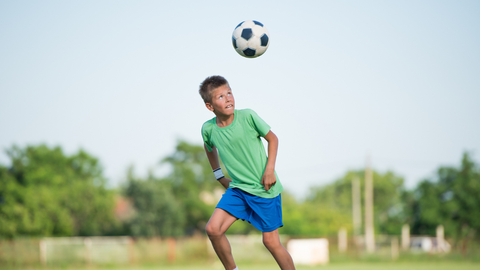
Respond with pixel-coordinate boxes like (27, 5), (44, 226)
(5, 262), (480, 270)
(123, 263), (477, 270)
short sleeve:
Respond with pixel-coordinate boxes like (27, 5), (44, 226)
(201, 120), (214, 152)
(248, 109), (271, 137)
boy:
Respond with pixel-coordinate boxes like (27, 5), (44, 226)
(199, 75), (296, 270)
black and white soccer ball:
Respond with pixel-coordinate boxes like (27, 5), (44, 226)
(232, 20), (270, 58)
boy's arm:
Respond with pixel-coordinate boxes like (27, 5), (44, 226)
(261, 130), (278, 191)
(204, 144), (232, 189)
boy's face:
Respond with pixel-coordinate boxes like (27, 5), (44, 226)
(206, 84), (235, 117)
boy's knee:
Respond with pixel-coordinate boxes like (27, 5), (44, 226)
(205, 222), (222, 238)
(263, 234), (281, 249)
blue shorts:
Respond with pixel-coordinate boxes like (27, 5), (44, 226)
(216, 188), (283, 232)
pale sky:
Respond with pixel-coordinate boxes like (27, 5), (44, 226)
(1, 0), (479, 198)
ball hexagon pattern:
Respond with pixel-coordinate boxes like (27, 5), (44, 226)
(232, 20), (270, 58)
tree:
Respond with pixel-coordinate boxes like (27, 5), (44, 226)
(454, 153), (480, 236)
(124, 168), (185, 236)
(411, 152), (480, 239)
(0, 145), (116, 238)
(122, 140), (222, 236)
(306, 169), (407, 235)
(161, 140), (220, 234)
(280, 191), (351, 237)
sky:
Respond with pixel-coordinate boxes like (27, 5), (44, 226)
(1, 0), (479, 199)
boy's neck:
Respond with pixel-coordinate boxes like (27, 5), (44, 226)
(215, 111), (235, 127)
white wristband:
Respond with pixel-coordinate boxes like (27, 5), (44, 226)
(213, 168), (225, 180)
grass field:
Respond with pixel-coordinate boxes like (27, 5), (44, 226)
(107, 263), (478, 270)
(7, 262), (480, 270)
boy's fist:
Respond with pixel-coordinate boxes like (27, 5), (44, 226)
(261, 171), (276, 191)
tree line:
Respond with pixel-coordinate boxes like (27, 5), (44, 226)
(0, 142), (479, 241)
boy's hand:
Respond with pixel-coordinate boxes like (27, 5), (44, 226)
(261, 170), (276, 191)
(218, 177), (232, 190)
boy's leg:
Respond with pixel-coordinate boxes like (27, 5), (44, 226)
(262, 229), (295, 270)
(206, 208), (238, 270)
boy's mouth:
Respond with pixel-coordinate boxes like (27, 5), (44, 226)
(226, 104), (233, 109)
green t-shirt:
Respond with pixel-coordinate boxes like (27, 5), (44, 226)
(202, 109), (283, 198)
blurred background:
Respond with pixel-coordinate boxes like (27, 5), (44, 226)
(1, 0), (479, 269)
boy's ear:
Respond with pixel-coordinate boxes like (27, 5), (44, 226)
(205, 102), (214, 112)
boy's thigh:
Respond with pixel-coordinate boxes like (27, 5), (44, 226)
(217, 188), (283, 232)
(206, 208), (238, 234)
(247, 194), (283, 232)
(216, 188), (251, 221)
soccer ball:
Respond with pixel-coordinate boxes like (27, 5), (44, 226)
(232, 20), (270, 58)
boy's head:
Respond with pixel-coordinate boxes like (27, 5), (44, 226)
(199, 75), (229, 104)
(199, 75), (235, 116)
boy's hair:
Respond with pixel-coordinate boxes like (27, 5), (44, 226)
(199, 75), (229, 103)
